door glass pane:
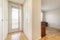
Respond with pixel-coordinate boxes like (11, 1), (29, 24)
(20, 9), (22, 30)
(12, 7), (18, 29)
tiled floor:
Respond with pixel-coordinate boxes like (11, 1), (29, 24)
(41, 27), (60, 40)
(6, 32), (28, 40)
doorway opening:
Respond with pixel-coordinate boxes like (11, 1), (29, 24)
(8, 2), (23, 33)
(41, 0), (60, 39)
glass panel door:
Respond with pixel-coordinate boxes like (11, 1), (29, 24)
(8, 2), (23, 32)
(12, 7), (19, 29)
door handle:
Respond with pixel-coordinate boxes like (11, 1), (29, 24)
(0, 19), (3, 22)
(1, 19), (3, 21)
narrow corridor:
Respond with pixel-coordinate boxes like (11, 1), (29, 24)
(6, 32), (28, 40)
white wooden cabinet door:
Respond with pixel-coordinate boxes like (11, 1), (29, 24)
(0, 0), (3, 40)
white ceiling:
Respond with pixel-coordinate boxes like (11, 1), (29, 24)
(41, 0), (60, 12)
(9, 0), (25, 4)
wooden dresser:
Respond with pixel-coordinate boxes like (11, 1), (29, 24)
(41, 22), (48, 37)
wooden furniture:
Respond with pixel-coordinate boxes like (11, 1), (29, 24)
(41, 22), (47, 37)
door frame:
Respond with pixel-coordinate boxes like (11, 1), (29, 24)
(8, 2), (23, 33)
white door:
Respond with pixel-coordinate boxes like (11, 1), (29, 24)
(0, 0), (3, 40)
(8, 2), (22, 33)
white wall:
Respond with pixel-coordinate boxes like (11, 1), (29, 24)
(32, 0), (41, 40)
(44, 9), (60, 29)
(23, 0), (32, 40)
(23, 0), (41, 40)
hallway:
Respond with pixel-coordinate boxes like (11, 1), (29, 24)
(0, 0), (40, 40)
(6, 32), (28, 40)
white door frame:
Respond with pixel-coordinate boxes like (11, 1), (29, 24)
(8, 2), (23, 33)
